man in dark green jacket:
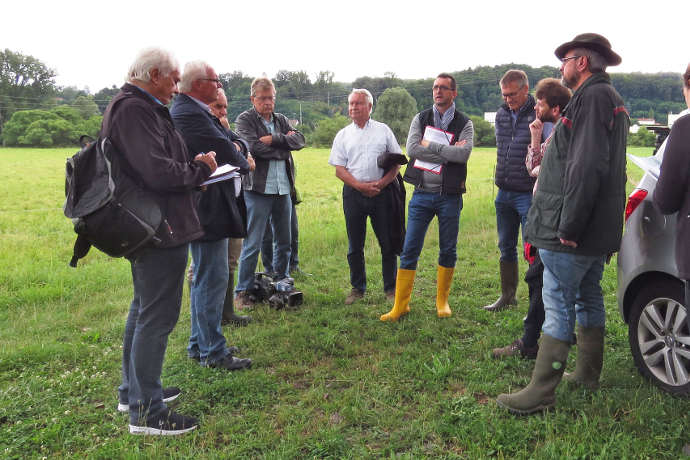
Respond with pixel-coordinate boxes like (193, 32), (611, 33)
(497, 33), (629, 415)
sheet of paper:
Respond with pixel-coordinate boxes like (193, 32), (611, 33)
(415, 126), (452, 174)
(423, 125), (454, 145)
(201, 163), (240, 186)
(413, 160), (442, 175)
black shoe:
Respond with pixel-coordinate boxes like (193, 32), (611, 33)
(129, 408), (198, 436)
(118, 387), (181, 412)
(204, 354), (252, 371)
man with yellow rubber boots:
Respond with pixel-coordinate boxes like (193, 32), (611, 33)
(381, 73), (474, 321)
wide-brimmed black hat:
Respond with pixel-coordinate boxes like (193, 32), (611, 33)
(555, 33), (621, 66)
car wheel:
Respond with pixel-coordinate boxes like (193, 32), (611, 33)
(628, 280), (690, 396)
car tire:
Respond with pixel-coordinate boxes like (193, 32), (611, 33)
(628, 280), (690, 396)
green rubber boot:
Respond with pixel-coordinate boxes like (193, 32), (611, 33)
(564, 326), (604, 389)
(496, 334), (571, 415)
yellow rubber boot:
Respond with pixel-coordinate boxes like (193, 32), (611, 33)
(380, 269), (416, 322)
(436, 265), (454, 318)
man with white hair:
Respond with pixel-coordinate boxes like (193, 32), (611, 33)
(103, 48), (217, 435)
(329, 89), (402, 305)
(171, 61), (253, 372)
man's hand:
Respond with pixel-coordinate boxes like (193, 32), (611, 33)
(247, 153), (256, 171)
(219, 116), (231, 130)
(529, 118), (544, 150)
(454, 139), (467, 147)
(259, 135), (272, 145)
(420, 139), (430, 148)
(560, 238), (578, 248)
(195, 151), (217, 173)
(358, 181), (381, 197)
(287, 130), (296, 136)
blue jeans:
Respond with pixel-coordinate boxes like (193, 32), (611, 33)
(400, 190), (463, 270)
(495, 189), (532, 262)
(118, 244), (188, 424)
(342, 184), (397, 293)
(262, 201), (299, 273)
(540, 248), (606, 343)
(188, 238), (231, 364)
(236, 191), (292, 292)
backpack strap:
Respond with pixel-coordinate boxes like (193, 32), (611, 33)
(70, 234), (92, 268)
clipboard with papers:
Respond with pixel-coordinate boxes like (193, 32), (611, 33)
(413, 126), (454, 175)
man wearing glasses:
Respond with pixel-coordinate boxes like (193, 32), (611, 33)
(484, 70), (539, 313)
(171, 61), (253, 371)
(381, 73), (473, 321)
(234, 77), (305, 309)
(497, 33), (627, 415)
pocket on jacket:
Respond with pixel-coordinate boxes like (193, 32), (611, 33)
(530, 190), (562, 238)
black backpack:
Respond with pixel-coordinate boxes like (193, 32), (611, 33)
(63, 136), (162, 267)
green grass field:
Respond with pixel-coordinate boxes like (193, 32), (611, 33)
(0, 145), (687, 459)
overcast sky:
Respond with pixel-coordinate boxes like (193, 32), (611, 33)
(2, 0), (685, 92)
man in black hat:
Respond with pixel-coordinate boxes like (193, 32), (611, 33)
(497, 33), (629, 415)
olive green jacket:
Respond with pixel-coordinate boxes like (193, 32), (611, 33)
(525, 73), (629, 256)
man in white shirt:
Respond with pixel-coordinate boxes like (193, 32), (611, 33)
(329, 89), (402, 305)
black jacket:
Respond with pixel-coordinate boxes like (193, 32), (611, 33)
(170, 93), (250, 241)
(654, 113), (690, 279)
(235, 108), (305, 194)
(100, 84), (211, 248)
(495, 95), (537, 193)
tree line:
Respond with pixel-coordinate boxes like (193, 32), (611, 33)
(1, 49), (684, 148)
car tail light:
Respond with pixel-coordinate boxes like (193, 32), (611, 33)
(625, 189), (648, 222)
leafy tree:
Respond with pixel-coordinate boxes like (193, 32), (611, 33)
(0, 49), (57, 134)
(469, 115), (496, 146)
(372, 87), (417, 144)
(93, 85), (120, 113)
(628, 126), (655, 147)
(73, 95), (100, 118)
(310, 114), (349, 147)
(2, 105), (100, 147)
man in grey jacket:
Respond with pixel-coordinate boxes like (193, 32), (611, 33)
(234, 77), (305, 309)
(497, 33), (628, 415)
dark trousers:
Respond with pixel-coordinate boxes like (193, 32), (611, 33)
(342, 184), (397, 293)
(118, 244), (188, 424)
(522, 249), (545, 348)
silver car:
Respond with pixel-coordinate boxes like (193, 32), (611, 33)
(617, 133), (690, 396)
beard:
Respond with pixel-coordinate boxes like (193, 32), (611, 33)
(561, 68), (580, 90)
(539, 110), (557, 123)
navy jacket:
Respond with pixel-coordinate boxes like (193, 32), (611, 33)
(170, 94), (251, 241)
(495, 94), (536, 193)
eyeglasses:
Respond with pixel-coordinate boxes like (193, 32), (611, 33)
(433, 85), (453, 92)
(199, 78), (222, 85)
(560, 55), (581, 64)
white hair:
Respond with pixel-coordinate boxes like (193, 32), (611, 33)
(126, 48), (178, 84)
(178, 61), (211, 93)
(349, 88), (374, 114)
(570, 47), (609, 73)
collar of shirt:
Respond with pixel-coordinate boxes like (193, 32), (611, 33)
(433, 102), (455, 130)
(133, 85), (163, 105)
(352, 118), (371, 131)
(260, 113), (275, 134)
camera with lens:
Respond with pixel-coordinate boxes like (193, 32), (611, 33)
(247, 272), (303, 309)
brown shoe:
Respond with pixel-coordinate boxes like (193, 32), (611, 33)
(344, 289), (364, 305)
(385, 290), (395, 301)
(234, 291), (255, 311)
(492, 338), (538, 359)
